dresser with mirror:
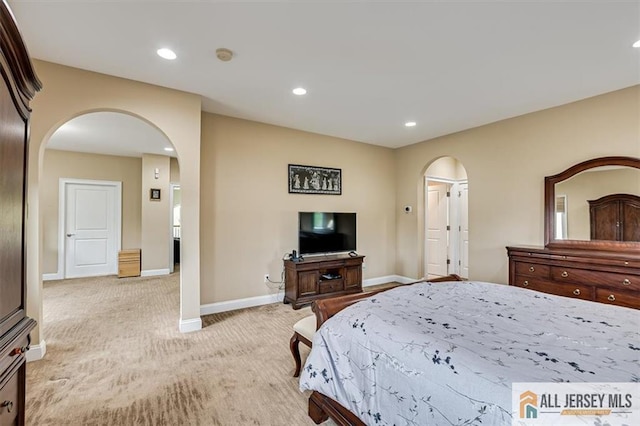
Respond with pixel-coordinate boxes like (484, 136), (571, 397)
(507, 156), (640, 309)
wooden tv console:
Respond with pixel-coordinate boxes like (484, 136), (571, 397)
(283, 254), (364, 309)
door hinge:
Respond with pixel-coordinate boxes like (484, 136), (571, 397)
(458, 191), (462, 197)
(446, 259), (451, 265)
(446, 225), (450, 231)
(446, 191), (450, 197)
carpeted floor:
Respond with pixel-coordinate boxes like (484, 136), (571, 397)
(26, 273), (398, 425)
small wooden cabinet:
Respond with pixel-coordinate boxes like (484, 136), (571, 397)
(507, 246), (640, 309)
(284, 255), (364, 309)
(118, 249), (141, 278)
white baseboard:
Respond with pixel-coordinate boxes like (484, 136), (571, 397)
(141, 268), (170, 277)
(26, 340), (46, 362)
(179, 317), (202, 333)
(363, 275), (416, 287)
(201, 293), (281, 316)
(43, 272), (63, 281)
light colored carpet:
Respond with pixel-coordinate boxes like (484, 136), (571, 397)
(26, 272), (330, 425)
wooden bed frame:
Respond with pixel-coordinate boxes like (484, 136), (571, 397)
(307, 274), (463, 425)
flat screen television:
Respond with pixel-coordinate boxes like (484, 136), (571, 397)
(298, 212), (356, 255)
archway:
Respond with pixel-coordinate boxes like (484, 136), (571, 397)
(26, 82), (202, 359)
(420, 156), (469, 279)
(42, 111), (179, 280)
(35, 109), (183, 350)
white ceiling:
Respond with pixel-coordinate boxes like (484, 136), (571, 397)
(10, 0), (640, 153)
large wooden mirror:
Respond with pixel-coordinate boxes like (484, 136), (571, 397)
(545, 156), (640, 251)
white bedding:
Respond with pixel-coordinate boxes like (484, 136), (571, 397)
(299, 281), (640, 425)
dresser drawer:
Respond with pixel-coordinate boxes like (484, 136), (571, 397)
(0, 318), (32, 381)
(319, 279), (344, 294)
(118, 261), (140, 278)
(514, 262), (550, 278)
(0, 370), (19, 425)
(513, 276), (593, 301)
(318, 261), (344, 270)
(0, 341), (28, 381)
(551, 267), (640, 290)
(595, 288), (640, 309)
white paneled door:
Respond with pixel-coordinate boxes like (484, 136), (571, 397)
(459, 182), (469, 278)
(63, 180), (121, 278)
(426, 182), (449, 277)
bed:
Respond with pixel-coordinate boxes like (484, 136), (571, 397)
(299, 278), (640, 425)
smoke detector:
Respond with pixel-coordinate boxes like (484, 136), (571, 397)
(216, 48), (233, 62)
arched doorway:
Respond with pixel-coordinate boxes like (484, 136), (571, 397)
(25, 65), (203, 361)
(423, 156), (469, 279)
(25, 106), (201, 361)
(42, 111), (179, 281)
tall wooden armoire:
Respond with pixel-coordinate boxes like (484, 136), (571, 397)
(589, 193), (640, 242)
(0, 1), (41, 424)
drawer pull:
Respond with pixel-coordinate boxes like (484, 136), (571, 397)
(607, 294), (616, 302)
(1, 401), (13, 413)
(573, 289), (580, 296)
(523, 280), (529, 287)
(622, 279), (631, 286)
(529, 266), (535, 272)
(10, 346), (26, 356)
(561, 271), (568, 278)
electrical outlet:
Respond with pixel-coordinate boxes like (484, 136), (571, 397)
(362, 263), (366, 270)
(264, 274), (269, 283)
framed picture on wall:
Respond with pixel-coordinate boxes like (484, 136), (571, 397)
(150, 188), (161, 201)
(288, 164), (341, 195)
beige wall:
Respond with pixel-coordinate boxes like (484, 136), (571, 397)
(395, 85), (640, 283)
(170, 157), (180, 183)
(556, 167), (640, 240)
(41, 150), (142, 274)
(141, 154), (171, 271)
(425, 156), (468, 180)
(200, 113), (396, 304)
(28, 60), (202, 342)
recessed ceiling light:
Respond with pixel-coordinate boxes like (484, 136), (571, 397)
(157, 48), (177, 60)
(405, 121), (417, 127)
(633, 39), (640, 48)
(292, 87), (307, 96)
(164, 147), (174, 152)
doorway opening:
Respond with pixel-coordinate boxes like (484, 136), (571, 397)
(424, 157), (469, 279)
(170, 184), (181, 274)
(42, 111), (178, 280)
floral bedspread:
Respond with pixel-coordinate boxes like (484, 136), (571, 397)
(299, 281), (640, 425)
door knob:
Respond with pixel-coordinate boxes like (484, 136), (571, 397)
(66, 233), (75, 237)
